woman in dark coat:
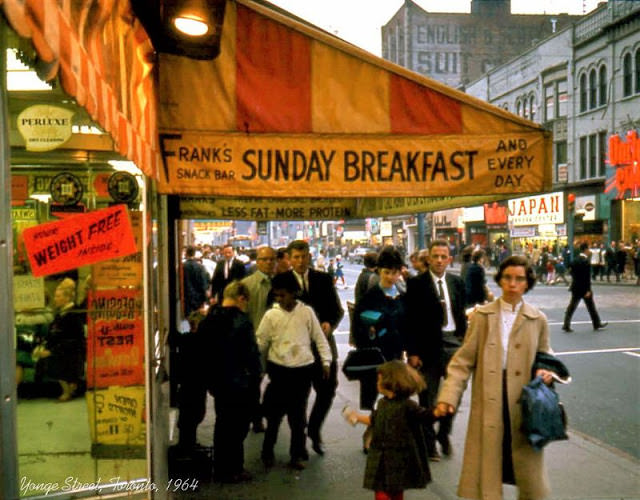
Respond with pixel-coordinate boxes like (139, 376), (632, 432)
(36, 278), (86, 401)
(351, 247), (406, 410)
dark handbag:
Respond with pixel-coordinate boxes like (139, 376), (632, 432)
(520, 376), (569, 450)
(341, 347), (385, 381)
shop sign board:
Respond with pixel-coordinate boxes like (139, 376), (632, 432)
(159, 132), (548, 198)
(433, 208), (461, 228)
(92, 212), (143, 287)
(86, 289), (145, 388)
(463, 206), (485, 222)
(178, 194), (512, 220)
(22, 205), (137, 277)
(13, 275), (45, 311)
(17, 105), (74, 152)
(510, 226), (537, 237)
(380, 221), (393, 237)
(85, 385), (146, 445)
(576, 195), (596, 221)
(484, 201), (508, 225)
(605, 131), (640, 200)
(508, 192), (563, 226)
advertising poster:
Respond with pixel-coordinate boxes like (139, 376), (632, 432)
(92, 211), (143, 287)
(22, 204), (137, 277)
(13, 275), (45, 311)
(159, 131), (549, 198)
(86, 385), (146, 445)
(86, 289), (144, 388)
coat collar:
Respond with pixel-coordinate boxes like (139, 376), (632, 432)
(478, 299), (541, 319)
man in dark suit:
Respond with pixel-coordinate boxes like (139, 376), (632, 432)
(211, 243), (247, 303)
(286, 240), (344, 456)
(562, 242), (608, 332)
(405, 239), (467, 460)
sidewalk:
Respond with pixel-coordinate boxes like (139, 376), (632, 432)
(170, 344), (640, 500)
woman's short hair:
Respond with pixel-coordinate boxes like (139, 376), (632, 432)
(494, 255), (536, 292)
(376, 246), (405, 270)
(363, 252), (378, 268)
(471, 249), (485, 263)
(222, 280), (250, 301)
(377, 360), (426, 399)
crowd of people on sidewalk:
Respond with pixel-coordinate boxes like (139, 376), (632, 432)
(175, 236), (586, 500)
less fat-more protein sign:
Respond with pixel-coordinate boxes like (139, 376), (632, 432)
(158, 132), (551, 197)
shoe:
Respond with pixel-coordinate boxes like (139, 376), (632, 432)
(594, 322), (608, 331)
(438, 436), (452, 456)
(561, 326), (574, 333)
(252, 420), (265, 433)
(428, 452), (441, 462)
(299, 448), (310, 461)
(261, 452), (275, 468)
(311, 439), (325, 456)
(288, 460), (306, 470)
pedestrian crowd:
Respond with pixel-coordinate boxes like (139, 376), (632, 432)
(175, 236), (634, 499)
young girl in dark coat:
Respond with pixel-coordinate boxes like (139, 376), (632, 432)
(344, 360), (433, 500)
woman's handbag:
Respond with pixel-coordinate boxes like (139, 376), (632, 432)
(341, 347), (385, 381)
(520, 352), (571, 450)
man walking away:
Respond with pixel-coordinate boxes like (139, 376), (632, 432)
(562, 242), (608, 333)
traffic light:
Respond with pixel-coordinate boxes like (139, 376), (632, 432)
(567, 193), (576, 212)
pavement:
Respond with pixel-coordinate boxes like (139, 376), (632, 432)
(169, 341), (640, 500)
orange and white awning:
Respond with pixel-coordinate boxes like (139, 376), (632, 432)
(1, 0), (159, 178)
(157, 0), (552, 199)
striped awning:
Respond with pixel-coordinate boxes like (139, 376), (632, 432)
(1, 0), (159, 178)
(157, 0), (552, 199)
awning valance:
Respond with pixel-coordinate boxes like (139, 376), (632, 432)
(157, 0), (552, 200)
(1, 0), (159, 178)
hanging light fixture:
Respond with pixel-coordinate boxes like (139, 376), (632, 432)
(171, 0), (211, 37)
(132, 0), (226, 59)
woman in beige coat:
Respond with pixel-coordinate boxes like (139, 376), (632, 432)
(435, 256), (557, 500)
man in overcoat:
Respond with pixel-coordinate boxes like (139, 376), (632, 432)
(405, 240), (467, 460)
(562, 242), (608, 332)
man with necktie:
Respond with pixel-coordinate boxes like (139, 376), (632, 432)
(406, 240), (467, 460)
(211, 243), (247, 303)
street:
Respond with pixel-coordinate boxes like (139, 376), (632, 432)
(337, 261), (640, 459)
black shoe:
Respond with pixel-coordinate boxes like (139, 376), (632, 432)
(562, 326), (574, 333)
(428, 451), (441, 462)
(252, 420), (265, 433)
(438, 436), (452, 456)
(261, 451), (275, 468)
(311, 439), (325, 456)
(299, 448), (310, 460)
(594, 322), (608, 331)
(288, 460), (306, 470)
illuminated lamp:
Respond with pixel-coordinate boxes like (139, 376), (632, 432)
(172, 0), (211, 37)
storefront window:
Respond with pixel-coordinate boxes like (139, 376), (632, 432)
(13, 164), (149, 497)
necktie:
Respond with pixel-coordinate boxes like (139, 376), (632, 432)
(438, 279), (448, 327)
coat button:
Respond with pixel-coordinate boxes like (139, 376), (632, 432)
(515, 343), (521, 348)
(515, 370), (522, 376)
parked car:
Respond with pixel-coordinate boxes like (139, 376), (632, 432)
(348, 247), (374, 264)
